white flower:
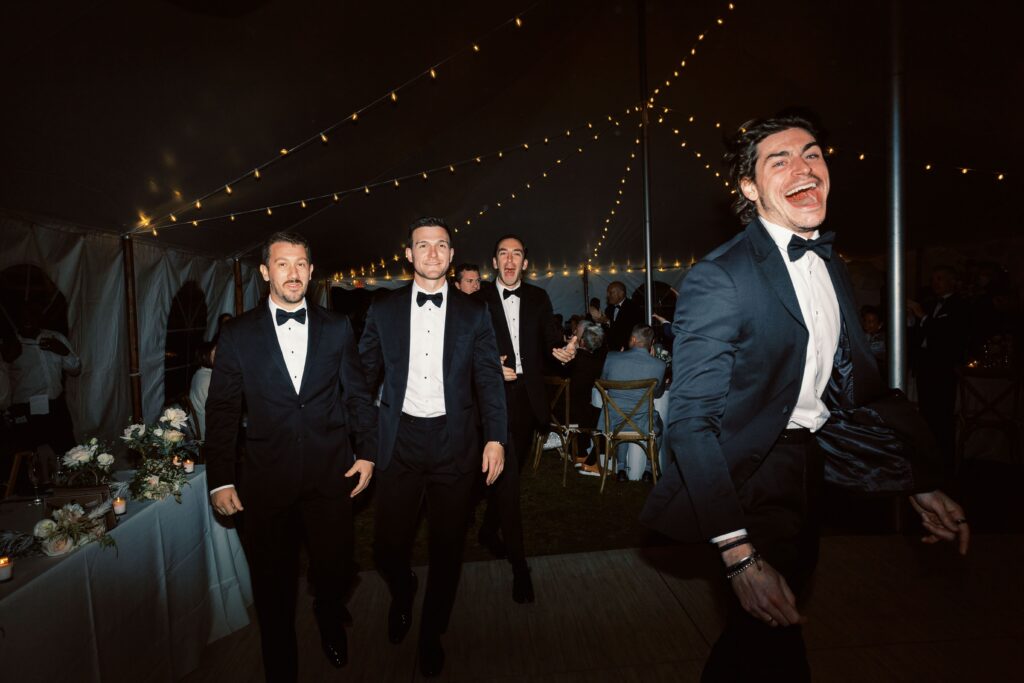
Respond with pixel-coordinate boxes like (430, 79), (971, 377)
(163, 429), (184, 444)
(147, 475), (160, 488)
(121, 424), (145, 441)
(97, 453), (115, 468)
(153, 428), (164, 437)
(161, 407), (188, 430)
(89, 437), (98, 446)
(52, 503), (85, 525)
(62, 445), (93, 468)
(34, 518), (57, 538)
(41, 536), (75, 557)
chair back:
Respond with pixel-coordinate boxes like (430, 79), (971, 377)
(956, 367), (1021, 426)
(595, 378), (657, 437)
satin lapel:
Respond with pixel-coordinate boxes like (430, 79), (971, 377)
(825, 255), (858, 333)
(298, 304), (323, 398)
(747, 220), (806, 329)
(258, 302), (295, 392)
(487, 288), (515, 360)
(443, 290), (458, 378)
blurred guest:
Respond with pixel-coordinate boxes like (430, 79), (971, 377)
(213, 312), (233, 344)
(5, 307), (80, 456)
(189, 341), (216, 440)
(908, 266), (969, 467)
(584, 324), (665, 482)
(564, 321), (606, 459)
(585, 297), (602, 323)
(590, 282), (643, 351)
(453, 263), (481, 294)
(860, 305), (886, 373)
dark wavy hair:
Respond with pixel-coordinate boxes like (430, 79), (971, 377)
(724, 114), (821, 224)
(261, 231), (311, 266)
(407, 216), (451, 245)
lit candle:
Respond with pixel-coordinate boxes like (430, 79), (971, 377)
(0, 557), (12, 582)
(113, 497), (127, 515)
(183, 460), (195, 474)
(172, 456), (181, 466)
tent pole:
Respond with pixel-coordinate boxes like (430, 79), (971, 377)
(638, 0), (654, 322)
(121, 235), (143, 422)
(886, 0), (906, 390)
(232, 258), (244, 315)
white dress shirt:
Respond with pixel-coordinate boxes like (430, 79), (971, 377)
(268, 297), (309, 395)
(710, 219), (841, 546)
(10, 329), (81, 412)
(496, 280), (524, 374)
(402, 282), (447, 417)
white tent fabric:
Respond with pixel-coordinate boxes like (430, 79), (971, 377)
(0, 212), (262, 442)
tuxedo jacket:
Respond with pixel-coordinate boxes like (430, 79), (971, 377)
(911, 293), (970, 370)
(605, 297), (644, 352)
(358, 284), (507, 473)
(477, 282), (565, 426)
(204, 300), (378, 506)
(640, 219), (936, 542)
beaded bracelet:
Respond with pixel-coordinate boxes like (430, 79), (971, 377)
(725, 552), (762, 580)
(717, 536), (751, 552)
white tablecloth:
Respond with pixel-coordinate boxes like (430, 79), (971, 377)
(0, 466), (252, 682)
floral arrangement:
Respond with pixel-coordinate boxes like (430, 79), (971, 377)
(653, 342), (672, 367)
(57, 437), (116, 487)
(33, 502), (115, 557)
(120, 407), (199, 503)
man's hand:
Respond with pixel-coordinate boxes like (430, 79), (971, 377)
(721, 543), (804, 628)
(211, 487), (244, 516)
(907, 299), (926, 319)
(910, 490), (970, 555)
(651, 313), (668, 325)
(551, 335), (577, 364)
(589, 306), (607, 323)
(499, 355), (517, 382)
(481, 441), (505, 486)
(345, 458), (374, 497)
(39, 337), (70, 356)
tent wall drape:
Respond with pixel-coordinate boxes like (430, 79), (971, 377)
(0, 212), (262, 442)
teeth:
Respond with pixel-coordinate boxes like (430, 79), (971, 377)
(786, 182), (817, 197)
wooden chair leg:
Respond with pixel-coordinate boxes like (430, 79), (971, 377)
(5, 451), (31, 499)
(599, 440), (613, 493)
(531, 431), (544, 471)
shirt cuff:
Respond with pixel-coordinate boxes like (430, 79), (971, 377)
(710, 528), (748, 545)
(209, 484), (235, 496)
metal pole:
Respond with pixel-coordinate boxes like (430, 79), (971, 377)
(638, 0), (654, 321)
(886, 0), (905, 390)
(121, 235), (143, 421)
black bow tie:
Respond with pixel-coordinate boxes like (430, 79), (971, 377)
(417, 291), (443, 307)
(787, 231), (835, 262)
(275, 308), (307, 326)
(502, 287), (521, 300)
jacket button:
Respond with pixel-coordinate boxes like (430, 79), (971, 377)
(782, 406), (789, 414)
(299, 403), (305, 409)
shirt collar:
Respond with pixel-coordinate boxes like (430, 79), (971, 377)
(760, 217), (820, 254)
(496, 279), (521, 296)
(411, 280), (448, 298)
(268, 296), (307, 316)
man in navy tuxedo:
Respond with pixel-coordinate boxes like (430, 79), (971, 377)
(359, 217), (507, 677)
(641, 115), (970, 681)
(205, 231), (378, 682)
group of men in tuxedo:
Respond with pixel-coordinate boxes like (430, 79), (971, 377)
(205, 218), (575, 680)
(205, 113), (972, 682)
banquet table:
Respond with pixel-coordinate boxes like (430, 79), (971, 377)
(0, 466), (252, 682)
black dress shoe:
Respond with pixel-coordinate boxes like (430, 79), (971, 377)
(617, 470), (628, 482)
(319, 626), (348, 668)
(478, 527), (507, 559)
(512, 566), (535, 604)
(418, 634), (445, 677)
(388, 572), (418, 644)
(642, 471), (653, 483)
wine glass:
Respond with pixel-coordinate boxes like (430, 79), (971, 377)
(26, 453), (44, 506)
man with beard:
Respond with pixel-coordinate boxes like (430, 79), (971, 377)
(475, 234), (577, 603)
(641, 115), (969, 681)
(205, 231), (378, 682)
(359, 217), (507, 677)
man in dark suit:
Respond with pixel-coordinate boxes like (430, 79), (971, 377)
(908, 266), (969, 466)
(359, 217), (507, 677)
(475, 234), (577, 603)
(640, 116), (969, 681)
(205, 231), (378, 682)
(590, 281), (642, 351)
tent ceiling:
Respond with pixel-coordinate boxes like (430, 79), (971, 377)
(2, 0), (1018, 275)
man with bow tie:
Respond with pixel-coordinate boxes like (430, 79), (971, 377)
(359, 217), (507, 677)
(204, 232), (378, 682)
(640, 115), (969, 681)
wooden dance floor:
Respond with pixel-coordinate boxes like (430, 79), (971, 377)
(183, 534), (1023, 682)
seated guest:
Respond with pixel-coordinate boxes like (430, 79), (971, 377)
(565, 321), (606, 457)
(586, 324), (666, 482)
(189, 342), (216, 440)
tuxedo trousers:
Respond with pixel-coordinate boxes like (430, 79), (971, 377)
(481, 377), (535, 569)
(375, 413), (477, 638)
(238, 481), (355, 683)
(702, 431), (824, 683)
